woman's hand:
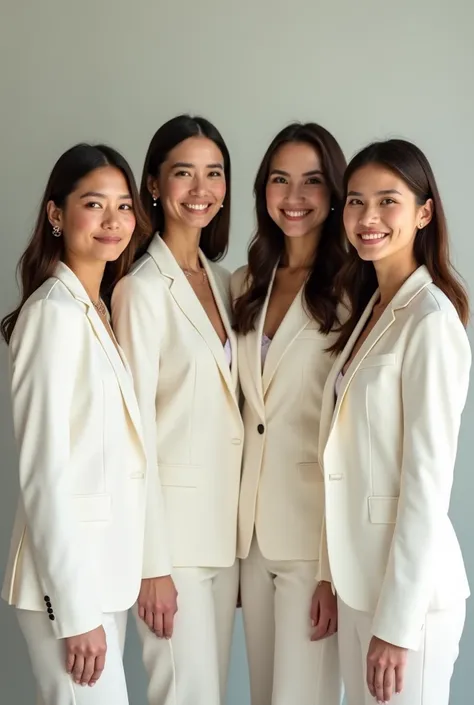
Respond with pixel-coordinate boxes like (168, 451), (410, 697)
(65, 625), (107, 687)
(138, 576), (178, 639)
(366, 636), (408, 702)
(310, 580), (338, 641)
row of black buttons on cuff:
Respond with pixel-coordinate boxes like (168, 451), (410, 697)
(44, 595), (55, 621)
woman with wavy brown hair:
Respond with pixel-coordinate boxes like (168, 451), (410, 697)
(1, 144), (162, 705)
(319, 139), (470, 705)
(232, 122), (346, 705)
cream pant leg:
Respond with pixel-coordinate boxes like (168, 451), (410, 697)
(17, 609), (129, 705)
(337, 597), (466, 705)
(240, 537), (343, 705)
(135, 562), (239, 705)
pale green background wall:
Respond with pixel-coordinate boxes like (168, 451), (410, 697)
(0, 1), (472, 702)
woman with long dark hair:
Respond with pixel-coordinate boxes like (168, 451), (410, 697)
(319, 139), (470, 705)
(112, 115), (242, 705)
(1, 144), (164, 704)
(232, 122), (346, 705)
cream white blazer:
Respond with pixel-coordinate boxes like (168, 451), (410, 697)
(319, 265), (471, 650)
(232, 265), (338, 561)
(112, 234), (243, 568)
(1, 263), (168, 640)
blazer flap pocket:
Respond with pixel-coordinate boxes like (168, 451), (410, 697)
(73, 494), (111, 522)
(297, 461), (324, 482)
(359, 353), (396, 370)
(159, 464), (199, 488)
(368, 496), (399, 524)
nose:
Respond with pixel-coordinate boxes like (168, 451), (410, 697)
(358, 203), (380, 227)
(285, 182), (306, 203)
(102, 207), (120, 230)
(190, 174), (207, 197)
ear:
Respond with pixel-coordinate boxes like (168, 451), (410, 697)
(147, 175), (160, 199)
(418, 198), (434, 229)
(46, 200), (63, 229)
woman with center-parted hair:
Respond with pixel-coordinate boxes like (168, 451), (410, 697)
(232, 122), (346, 705)
(112, 114), (243, 705)
(1, 144), (169, 705)
(319, 139), (470, 705)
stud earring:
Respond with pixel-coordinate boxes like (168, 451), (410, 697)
(418, 221), (424, 229)
(52, 225), (61, 237)
(220, 204), (224, 209)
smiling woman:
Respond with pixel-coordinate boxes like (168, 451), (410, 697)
(0, 144), (162, 705)
(111, 115), (243, 705)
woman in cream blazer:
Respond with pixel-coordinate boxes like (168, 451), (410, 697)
(320, 139), (471, 705)
(1, 144), (166, 705)
(112, 115), (243, 705)
(232, 123), (346, 705)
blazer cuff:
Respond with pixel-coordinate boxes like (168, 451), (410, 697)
(371, 610), (425, 651)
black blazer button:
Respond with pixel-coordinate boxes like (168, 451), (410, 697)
(46, 601), (52, 608)
(49, 614), (55, 621)
(44, 596), (50, 602)
(257, 424), (264, 435)
(47, 608), (53, 614)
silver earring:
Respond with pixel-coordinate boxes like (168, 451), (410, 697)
(52, 225), (61, 237)
(331, 206), (335, 211)
(152, 196), (158, 207)
(220, 204), (224, 209)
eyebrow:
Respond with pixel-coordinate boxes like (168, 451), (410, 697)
(171, 162), (224, 169)
(80, 191), (131, 199)
(270, 169), (324, 177)
(347, 189), (402, 197)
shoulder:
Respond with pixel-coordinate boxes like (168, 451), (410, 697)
(11, 281), (85, 353)
(113, 253), (167, 303)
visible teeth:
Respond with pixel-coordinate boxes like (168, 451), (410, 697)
(284, 210), (310, 217)
(360, 233), (387, 240)
(184, 203), (209, 211)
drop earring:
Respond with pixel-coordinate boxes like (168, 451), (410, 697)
(52, 225), (61, 237)
(153, 195), (158, 207)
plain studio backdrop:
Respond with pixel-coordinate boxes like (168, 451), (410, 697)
(0, 1), (473, 703)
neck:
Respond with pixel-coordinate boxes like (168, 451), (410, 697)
(282, 231), (319, 270)
(162, 222), (201, 270)
(373, 250), (418, 306)
(64, 256), (106, 304)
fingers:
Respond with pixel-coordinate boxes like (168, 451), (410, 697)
(153, 611), (164, 639)
(143, 607), (154, 632)
(395, 664), (404, 696)
(163, 609), (174, 639)
(326, 615), (338, 638)
(383, 665), (395, 702)
(71, 654), (85, 684)
(311, 612), (330, 641)
(80, 656), (96, 686)
(138, 603), (146, 621)
(374, 663), (386, 703)
(90, 652), (106, 687)
(366, 661), (376, 698)
(65, 650), (75, 675)
(310, 596), (320, 627)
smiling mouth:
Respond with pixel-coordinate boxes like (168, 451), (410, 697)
(358, 232), (389, 243)
(94, 236), (122, 244)
(183, 203), (212, 213)
(281, 209), (311, 220)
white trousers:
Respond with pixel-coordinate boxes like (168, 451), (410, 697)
(17, 609), (129, 705)
(240, 537), (343, 705)
(135, 562), (239, 705)
(338, 597), (466, 705)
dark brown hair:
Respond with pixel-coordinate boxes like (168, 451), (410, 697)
(331, 138), (470, 354)
(1, 143), (150, 344)
(233, 122), (347, 334)
(139, 114), (231, 261)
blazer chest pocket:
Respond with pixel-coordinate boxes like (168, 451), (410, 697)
(73, 494), (111, 522)
(358, 353), (396, 370)
(368, 496), (399, 524)
(159, 464), (200, 488)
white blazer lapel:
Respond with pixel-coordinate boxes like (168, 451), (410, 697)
(53, 262), (145, 448)
(262, 286), (311, 396)
(148, 235), (236, 402)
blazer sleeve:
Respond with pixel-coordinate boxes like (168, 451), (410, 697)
(10, 299), (103, 639)
(371, 310), (471, 649)
(112, 275), (172, 578)
(318, 517), (333, 583)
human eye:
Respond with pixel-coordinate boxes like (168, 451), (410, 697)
(119, 203), (134, 211)
(209, 170), (223, 178)
(306, 177), (323, 185)
(270, 176), (287, 184)
(85, 201), (102, 209)
(346, 198), (363, 206)
(381, 197), (396, 205)
(175, 170), (191, 177)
